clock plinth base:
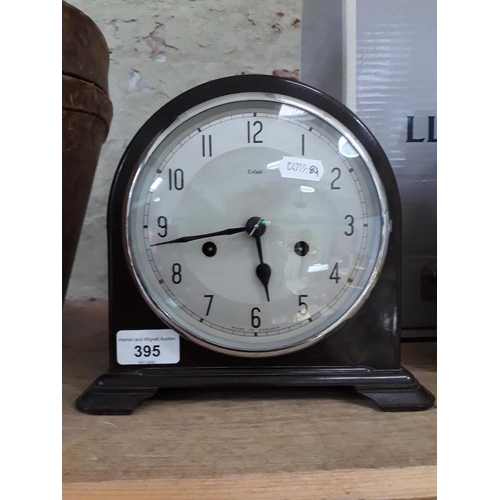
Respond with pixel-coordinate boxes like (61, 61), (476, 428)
(76, 366), (434, 415)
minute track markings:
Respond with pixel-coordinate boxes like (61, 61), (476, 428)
(144, 251), (330, 338)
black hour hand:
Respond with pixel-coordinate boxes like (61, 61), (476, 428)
(254, 233), (271, 302)
(256, 260), (271, 302)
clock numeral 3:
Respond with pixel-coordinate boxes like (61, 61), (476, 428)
(247, 120), (263, 143)
(251, 307), (261, 329)
(344, 215), (354, 236)
(172, 263), (182, 284)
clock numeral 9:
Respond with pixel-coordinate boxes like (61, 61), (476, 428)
(344, 215), (354, 236)
(168, 168), (184, 190)
(247, 120), (263, 143)
(157, 216), (168, 237)
(251, 307), (261, 328)
(331, 168), (341, 190)
(172, 263), (182, 284)
(299, 295), (308, 315)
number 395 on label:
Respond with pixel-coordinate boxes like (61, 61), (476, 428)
(116, 330), (180, 365)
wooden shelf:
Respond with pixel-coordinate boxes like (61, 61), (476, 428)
(63, 300), (436, 499)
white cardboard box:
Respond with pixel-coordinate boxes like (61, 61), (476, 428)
(301, 0), (437, 331)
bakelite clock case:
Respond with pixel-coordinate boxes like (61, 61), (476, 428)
(76, 75), (435, 415)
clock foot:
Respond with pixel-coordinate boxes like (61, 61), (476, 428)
(76, 374), (158, 415)
(355, 381), (435, 412)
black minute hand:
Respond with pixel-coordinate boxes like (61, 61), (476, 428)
(151, 226), (247, 246)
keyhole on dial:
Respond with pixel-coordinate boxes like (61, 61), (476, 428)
(294, 241), (309, 257)
(202, 241), (217, 257)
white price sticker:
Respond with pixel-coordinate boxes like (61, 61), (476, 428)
(276, 156), (324, 182)
(116, 329), (180, 365)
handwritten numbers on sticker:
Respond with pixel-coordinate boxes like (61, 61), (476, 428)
(276, 156), (324, 182)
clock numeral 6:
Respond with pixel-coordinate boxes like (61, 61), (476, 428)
(251, 307), (261, 328)
(172, 263), (182, 284)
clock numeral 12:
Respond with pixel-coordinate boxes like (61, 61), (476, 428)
(247, 120), (263, 143)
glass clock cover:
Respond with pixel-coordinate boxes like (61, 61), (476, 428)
(125, 90), (390, 357)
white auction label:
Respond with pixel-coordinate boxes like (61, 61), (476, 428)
(277, 156), (324, 182)
(116, 329), (180, 365)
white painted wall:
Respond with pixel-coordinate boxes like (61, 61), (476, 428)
(65, 0), (302, 300)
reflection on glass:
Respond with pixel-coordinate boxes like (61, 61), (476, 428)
(266, 160), (280, 170)
(338, 136), (359, 158)
(307, 263), (329, 273)
(279, 104), (308, 119)
(150, 177), (163, 191)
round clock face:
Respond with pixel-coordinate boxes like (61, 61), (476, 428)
(125, 81), (390, 357)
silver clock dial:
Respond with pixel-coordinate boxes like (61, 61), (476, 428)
(126, 93), (390, 357)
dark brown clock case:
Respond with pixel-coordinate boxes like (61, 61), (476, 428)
(76, 75), (435, 415)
